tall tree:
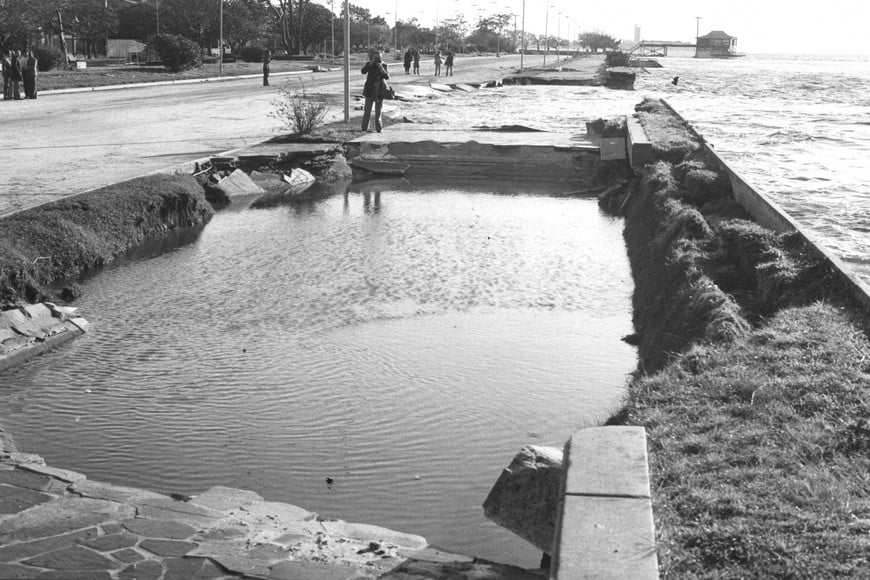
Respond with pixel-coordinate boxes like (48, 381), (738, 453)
(270, 0), (309, 55)
(161, 0), (219, 52)
(69, 0), (119, 58)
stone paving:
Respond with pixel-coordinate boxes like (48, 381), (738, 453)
(0, 446), (545, 580)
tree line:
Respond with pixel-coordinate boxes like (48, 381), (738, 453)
(0, 0), (620, 59)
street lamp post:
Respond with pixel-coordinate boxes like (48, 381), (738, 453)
(219, 0), (223, 76)
(330, 0), (335, 64)
(556, 12), (561, 62)
(344, 0), (350, 122)
(543, 4), (549, 68)
(520, 0), (525, 70)
(694, 16), (701, 57)
(394, 0), (398, 52)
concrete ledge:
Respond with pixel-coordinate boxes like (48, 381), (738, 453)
(0, 304), (89, 373)
(626, 116), (652, 171)
(551, 427), (658, 580)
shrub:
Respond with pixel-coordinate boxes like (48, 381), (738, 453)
(239, 45), (266, 63)
(32, 45), (65, 72)
(605, 51), (631, 67)
(271, 83), (331, 135)
(151, 34), (201, 72)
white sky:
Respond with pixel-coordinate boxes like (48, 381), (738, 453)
(326, 0), (870, 55)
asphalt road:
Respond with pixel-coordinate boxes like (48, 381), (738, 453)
(0, 54), (538, 218)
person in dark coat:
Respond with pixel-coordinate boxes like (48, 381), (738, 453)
(403, 48), (412, 74)
(23, 49), (37, 99)
(10, 50), (23, 100)
(262, 50), (271, 86)
(444, 51), (454, 76)
(360, 49), (389, 132)
(1, 51), (11, 100)
(412, 48), (420, 75)
(433, 50), (442, 76)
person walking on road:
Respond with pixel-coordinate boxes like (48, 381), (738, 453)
(433, 50), (442, 76)
(262, 50), (271, 86)
(412, 49), (420, 75)
(403, 48), (412, 74)
(444, 51), (454, 76)
(23, 49), (37, 99)
(9, 50), (23, 100)
(361, 49), (390, 133)
(1, 51), (11, 100)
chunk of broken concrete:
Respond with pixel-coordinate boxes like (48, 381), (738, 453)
(482, 445), (563, 553)
(210, 169), (266, 205)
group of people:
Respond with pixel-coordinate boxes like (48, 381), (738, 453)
(2, 49), (38, 100)
(402, 48), (420, 75)
(432, 50), (454, 77)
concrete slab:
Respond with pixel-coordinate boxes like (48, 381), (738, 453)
(121, 518), (197, 540)
(0, 497), (134, 543)
(18, 463), (86, 484)
(0, 527), (99, 562)
(71, 479), (171, 505)
(189, 485), (263, 512)
(23, 545), (119, 570)
(0, 484), (53, 515)
(627, 116), (652, 171)
(552, 496), (658, 580)
(563, 427), (650, 499)
(351, 126), (597, 150)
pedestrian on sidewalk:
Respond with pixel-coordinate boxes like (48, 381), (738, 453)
(10, 51), (23, 100)
(403, 48), (412, 74)
(412, 49), (420, 75)
(444, 51), (454, 76)
(262, 49), (271, 86)
(23, 49), (37, 99)
(361, 49), (390, 133)
(433, 50), (442, 76)
(1, 51), (11, 100)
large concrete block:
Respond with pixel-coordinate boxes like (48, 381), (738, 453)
(552, 496), (658, 580)
(563, 427), (650, 498)
(627, 116), (652, 171)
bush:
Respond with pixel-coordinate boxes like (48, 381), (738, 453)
(151, 34), (201, 72)
(605, 51), (631, 67)
(239, 45), (266, 63)
(32, 45), (65, 72)
(271, 84), (331, 135)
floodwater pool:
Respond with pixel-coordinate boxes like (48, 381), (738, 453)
(0, 178), (636, 567)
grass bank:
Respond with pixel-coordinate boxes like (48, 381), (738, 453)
(37, 60), (324, 92)
(607, 99), (870, 578)
(0, 174), (213, 307)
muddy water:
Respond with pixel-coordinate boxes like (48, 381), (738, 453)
(0, 181), (635, 567)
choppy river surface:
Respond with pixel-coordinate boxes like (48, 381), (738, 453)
(0, 184), (635, 567)
(393, 52), (870, 284)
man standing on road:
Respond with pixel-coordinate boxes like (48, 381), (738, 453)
(10, 50), (23, 100)
(361, 49), (390, 133)
(23, 49), (37, 99)
(433, 50), (442, 77)
(1, 51), (11, 100)
(412, 49), (420, 75)
(262, 50), (271, 86)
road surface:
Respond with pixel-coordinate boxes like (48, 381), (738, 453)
(0, 54), (544, 217)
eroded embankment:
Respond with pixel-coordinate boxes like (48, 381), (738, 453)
(605, 99), (870, 578)
(0, 175), (214, 308)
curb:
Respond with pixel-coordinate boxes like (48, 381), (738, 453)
(41, 69), (319, 96)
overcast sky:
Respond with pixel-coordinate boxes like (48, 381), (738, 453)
(335, 0), (869, 55)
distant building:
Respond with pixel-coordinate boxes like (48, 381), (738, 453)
(695, 30), (739, 58)
(634, 25), (641, 43)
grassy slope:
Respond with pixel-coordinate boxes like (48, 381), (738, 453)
(0, 174), (213, 305)
(612, 99), (870, 578)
